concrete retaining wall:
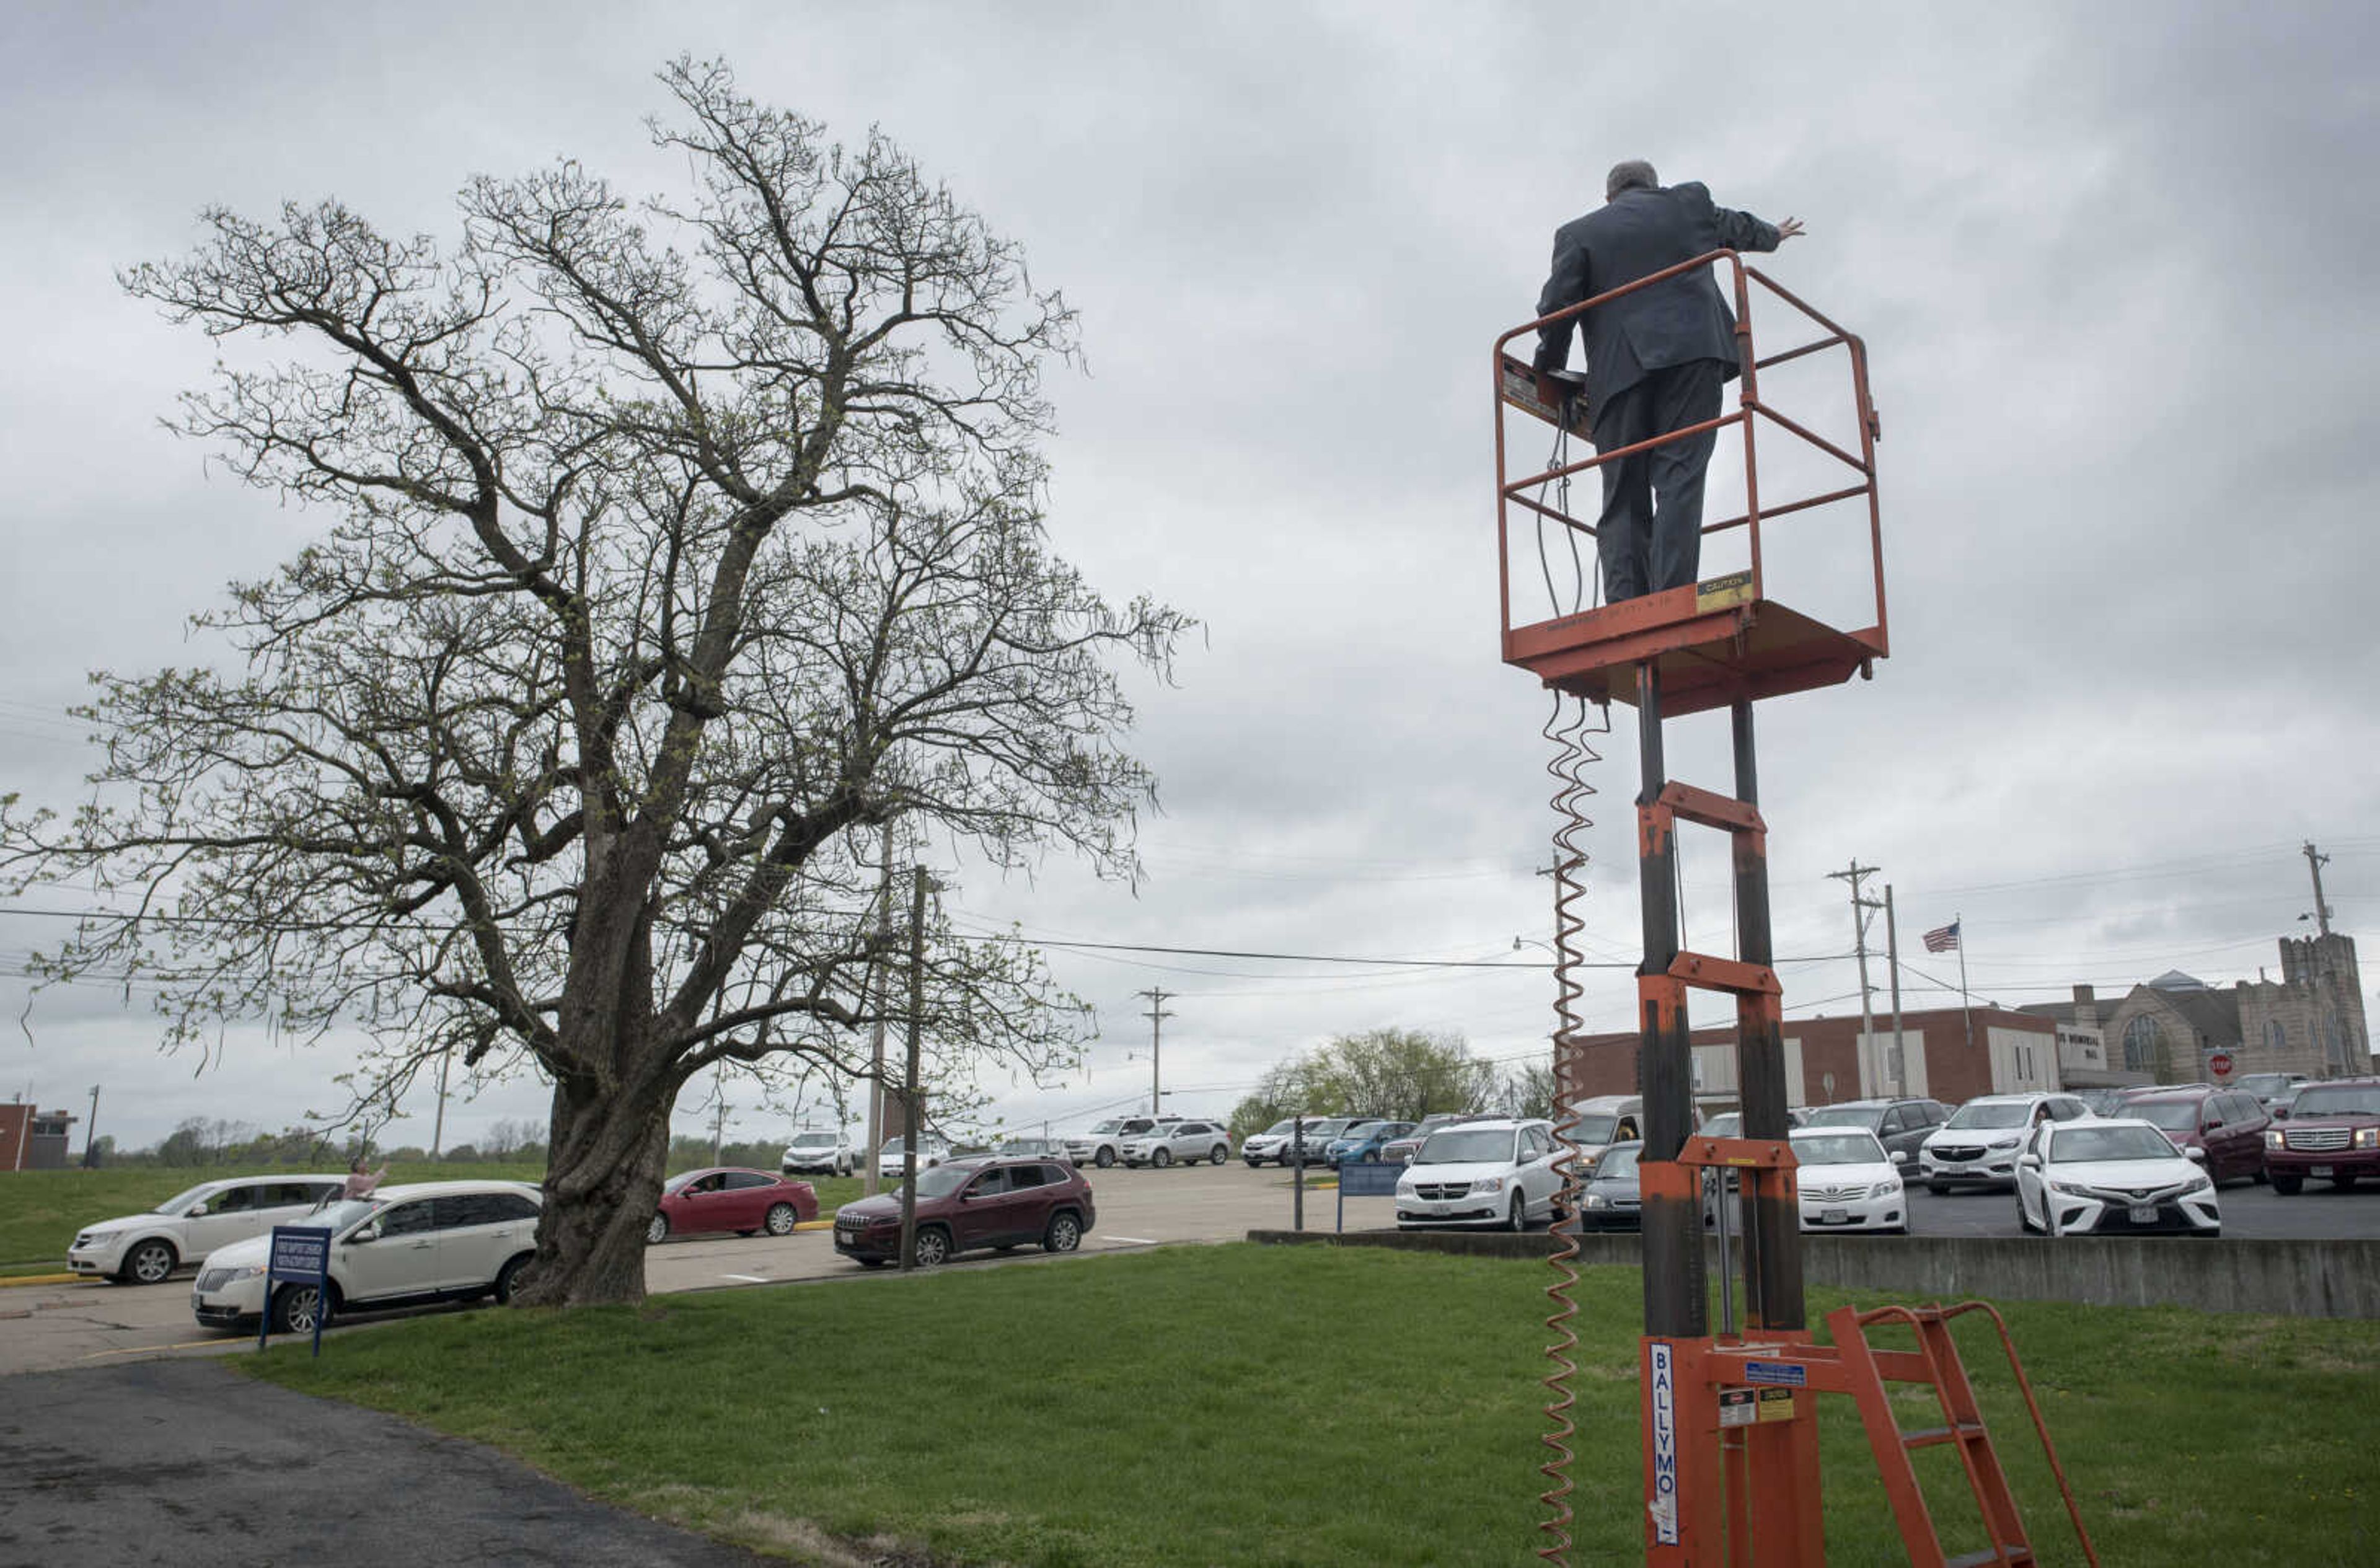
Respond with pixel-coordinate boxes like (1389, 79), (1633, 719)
(1244, 1228), (2380, 1318)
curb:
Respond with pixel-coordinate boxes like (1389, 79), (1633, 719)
(0, 1271), (81, 1288)
(795, 1218), (834, 1231)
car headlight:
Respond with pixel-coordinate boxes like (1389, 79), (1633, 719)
(223, 1264), (267, 1283)
(2047, 1179), (2092, 1196)
(1395, 1184), (1416, 1199)
(76, 1228), (119, 1247)
(1870, 1181), (1900, 1199)
(1988, 1137), (2021, 1150)
(1585, 1194), (1609, 1209)
(1473, 1175), (1505, 1193)
(2356, 1129), (2379, 1150)
(2265, 1130), (2284, 1149)
(2182, 1174), (2213, 1195)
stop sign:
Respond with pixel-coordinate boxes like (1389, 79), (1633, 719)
(2208, 1051), (2234, 1078)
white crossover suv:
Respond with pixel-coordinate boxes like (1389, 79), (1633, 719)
(1395, 1118), (1563, 1231)
(68, 1174), (349, 1285)
(1119, 1119), (1232, 1168)
(190, 1180), (542, 1334)
(1918, 1093), (2091, 1193)
(781, 1129), (857, 1176)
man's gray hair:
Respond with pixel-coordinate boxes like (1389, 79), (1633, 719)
(1606, 160), (1659, 200)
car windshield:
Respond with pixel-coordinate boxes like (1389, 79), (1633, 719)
(1700, 1114), (1741, 1138)
(1795, 1132), (1887, 1166)
(2294, 1086), (2380, 1117)
(2127, 1099), (2201, 1131)
(1944, 1101), (2030, 1130)
(153, 1183), (221, 1217)
(663, 1171), (702, 1192)
(2052, 1126), (2179, 1163)
(881, 1138), (911, 1155)
(1088, 1120), (1122, 1135)
(789, 1133), (835, 1148)
(1263, 1119), (1299, 1137)
(1802, 1106), (1881, 1130)
(1417, 1128), (1514, 1165)
(1570, 1114), (1619, 1145)
(910, 1165), (974, 1199)
(1595, 1145), (1642, 1179)
(297, 1198), (383, 1235)
(1338, 1122), (1383, 1140)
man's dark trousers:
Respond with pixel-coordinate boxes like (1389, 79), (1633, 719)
(1592, 358), (1723, 602)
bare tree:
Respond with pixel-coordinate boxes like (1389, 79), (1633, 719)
(0, 59), (1189, 1308)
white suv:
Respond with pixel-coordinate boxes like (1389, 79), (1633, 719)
(1120, 1119), (1232, 1168)
(781, 1129), (857, 1176)
(1395, 1118), (1563, 1230)
(876, 1135), (953, 1180)
(190, 1180), (542, 1334)
(1919, 1093), (2091, 1193)
(1065, 1116), (1160, 1169)
(68, 1174), (349, 1285)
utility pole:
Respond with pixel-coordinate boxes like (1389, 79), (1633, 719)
(1828, 861), (1884, 1097)
(898, 865), (930, 1272)
(430, 1049), (451, 1161)
(2304, 840), (2335, 937)
(863, 829), (895, 1198)
(83, 1083), (100, 1168)
(1137, 987), (1174, 1114)
(1882, 886), (1907, 1098)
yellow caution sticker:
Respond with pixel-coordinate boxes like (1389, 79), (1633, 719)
(1695, 570), (1755, 611)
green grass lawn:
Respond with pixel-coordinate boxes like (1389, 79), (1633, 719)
(0, 1161), (864, 1269)
(239, 1245), (2380, 1567)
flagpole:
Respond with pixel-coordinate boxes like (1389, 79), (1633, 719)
(1957, 910), (1973, 1055)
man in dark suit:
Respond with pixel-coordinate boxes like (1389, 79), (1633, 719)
(1532, 161), (1802, 603)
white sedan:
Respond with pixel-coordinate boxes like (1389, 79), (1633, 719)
(1787, 1127), (1906, 1234)
(2013, 1119), (2220, 1238)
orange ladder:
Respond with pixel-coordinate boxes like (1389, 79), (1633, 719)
(1828, 1302), (2100, 1568)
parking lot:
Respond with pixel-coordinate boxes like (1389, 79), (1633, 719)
(6, 1158), (2376, 1378)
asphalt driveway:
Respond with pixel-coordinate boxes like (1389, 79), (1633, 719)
(0, 1358), (777, 1567)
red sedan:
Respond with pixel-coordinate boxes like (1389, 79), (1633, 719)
(648, 1167), (818, 1243)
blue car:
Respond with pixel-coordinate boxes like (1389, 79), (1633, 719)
(1325, 1120), (1417, 1167)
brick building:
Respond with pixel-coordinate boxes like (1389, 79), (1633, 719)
(0, 1103), (78, 1171)
(1567, 1003), (2060, 1112)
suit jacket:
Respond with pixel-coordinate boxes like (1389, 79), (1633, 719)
(1532, 182), (1783, 418)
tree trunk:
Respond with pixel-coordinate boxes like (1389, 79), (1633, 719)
(513, 1070), (672, 1308)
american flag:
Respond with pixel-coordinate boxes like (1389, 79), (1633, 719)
(1923, 920), (1960, 954)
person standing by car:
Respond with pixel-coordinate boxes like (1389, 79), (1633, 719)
(343, 1157), (387, 1198)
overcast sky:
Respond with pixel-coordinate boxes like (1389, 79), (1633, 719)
(3, 2), (2375, 1154)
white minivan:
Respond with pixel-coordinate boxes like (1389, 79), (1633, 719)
(69, 1174), (350, 1284)
(1395, 1118), (1564, 1231)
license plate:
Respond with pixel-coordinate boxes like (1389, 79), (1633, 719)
(2311, 1166), (2334, 1178)
(2128, 1204), (2157, 1224)
(1820, 1208), (1848, 1225)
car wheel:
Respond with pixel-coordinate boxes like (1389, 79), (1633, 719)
(494, 1254), (530, 1304)
(646, 1213), (670, 1245)
(1361, 1149), (1379, 1163)
(1211, 1144), (1229, 1166)
(1095, 1147), (1116, 1169)
(910, 1225), (952, 1267)
(765, 1203), (799, 1236)
(2273, 1173), (2304, 1196)
(1153, 1148), (1173, 1169)
(1045, 1212), (1083, 1253)
(2017, 1196), (2040, 1234)
(856, 1256), (888, 1269)
(120, 1238), (178, 1285)
(1506, 1193), (1527, 1232)
(271, 1280), (332, 1336)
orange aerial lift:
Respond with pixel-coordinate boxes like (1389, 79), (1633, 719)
(1494, 250), (2101, 1567)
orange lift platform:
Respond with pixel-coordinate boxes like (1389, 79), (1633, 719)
(1496, 251), (2100, 1568)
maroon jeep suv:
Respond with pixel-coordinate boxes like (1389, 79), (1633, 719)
(2124, 1088), (2270, 1184)
(832, 1155), (1096, 1267)
(2264, 1078), (2380, 1195)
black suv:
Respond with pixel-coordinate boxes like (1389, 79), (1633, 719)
(1797, 1098), (1950, 1163)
